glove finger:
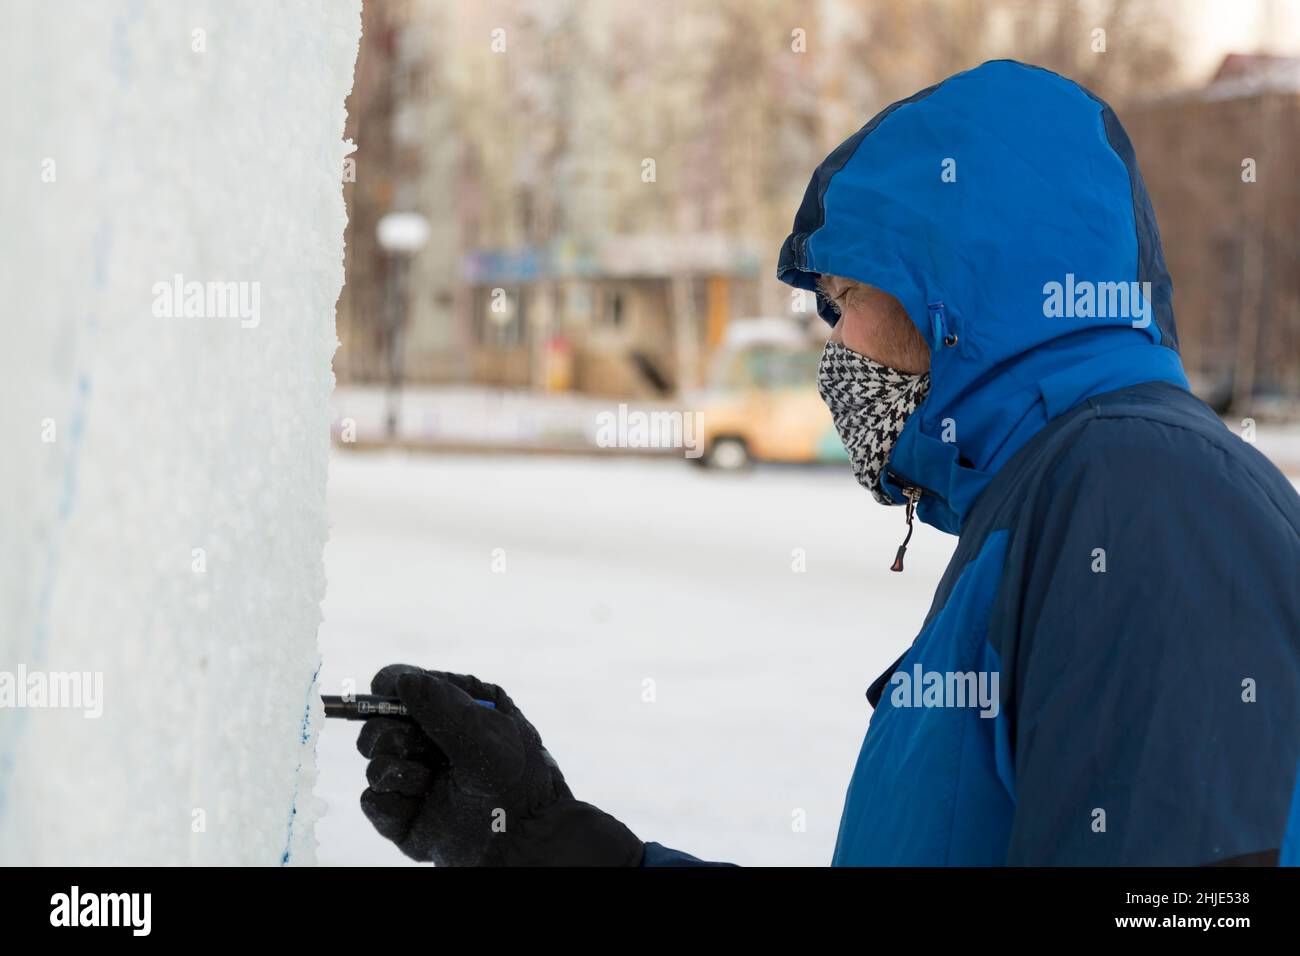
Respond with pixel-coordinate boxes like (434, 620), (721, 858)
(370, 663), (426, 697)
(396, 672), (526, 794)
(424, 671), (517, 714)
(357, 717), (428, 760)
(402, 778), (494, 866)
(366, 755), (435, 796)
(360, 787), (420, 844)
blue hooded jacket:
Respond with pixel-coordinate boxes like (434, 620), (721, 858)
(643, 60), (1300, 866)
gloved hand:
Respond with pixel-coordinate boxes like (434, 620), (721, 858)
(357, 664), (645, 866)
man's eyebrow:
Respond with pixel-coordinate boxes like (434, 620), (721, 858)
(817, 276), (849, 301)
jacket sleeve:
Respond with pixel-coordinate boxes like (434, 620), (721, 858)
(640, 842), (739, 867)
(998, 416), (1300, 865)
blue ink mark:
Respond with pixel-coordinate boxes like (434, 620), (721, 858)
(281, 659), (322, 865)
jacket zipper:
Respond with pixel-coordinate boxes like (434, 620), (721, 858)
(890, 485), (921, 572)
(884, 467), (945, 573)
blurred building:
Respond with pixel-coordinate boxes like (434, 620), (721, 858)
(337, 0), (408, 384)
(1126, 53), (1300, 414)
(338, 0), (1300, 410)
(461, 235), (762, 397)
(340, 0), (819, 395)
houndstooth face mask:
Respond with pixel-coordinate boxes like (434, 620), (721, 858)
(817, 339), (930, 505)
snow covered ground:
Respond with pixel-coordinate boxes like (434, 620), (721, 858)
(314, 445), (1300, 867)
(314, 451), (957, 866)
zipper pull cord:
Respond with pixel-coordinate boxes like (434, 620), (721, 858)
(890, 487), (921, 572)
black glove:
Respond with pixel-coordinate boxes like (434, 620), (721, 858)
(357, 664), (645, 866)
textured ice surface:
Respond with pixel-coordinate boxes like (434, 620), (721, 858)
(0, 1), (360, 864)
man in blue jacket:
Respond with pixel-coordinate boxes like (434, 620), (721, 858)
(357, 60), (1300, 866)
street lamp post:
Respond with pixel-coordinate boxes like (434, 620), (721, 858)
(375, 212), (430, 440)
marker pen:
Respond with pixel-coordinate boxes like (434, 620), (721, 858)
(321, 693), (495, 720)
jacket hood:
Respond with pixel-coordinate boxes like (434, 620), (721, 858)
(778, 60), (1188, 534)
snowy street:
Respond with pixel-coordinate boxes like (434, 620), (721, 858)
(314, 451), (958, 866)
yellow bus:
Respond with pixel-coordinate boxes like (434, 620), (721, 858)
(694, 320), (847, 469)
